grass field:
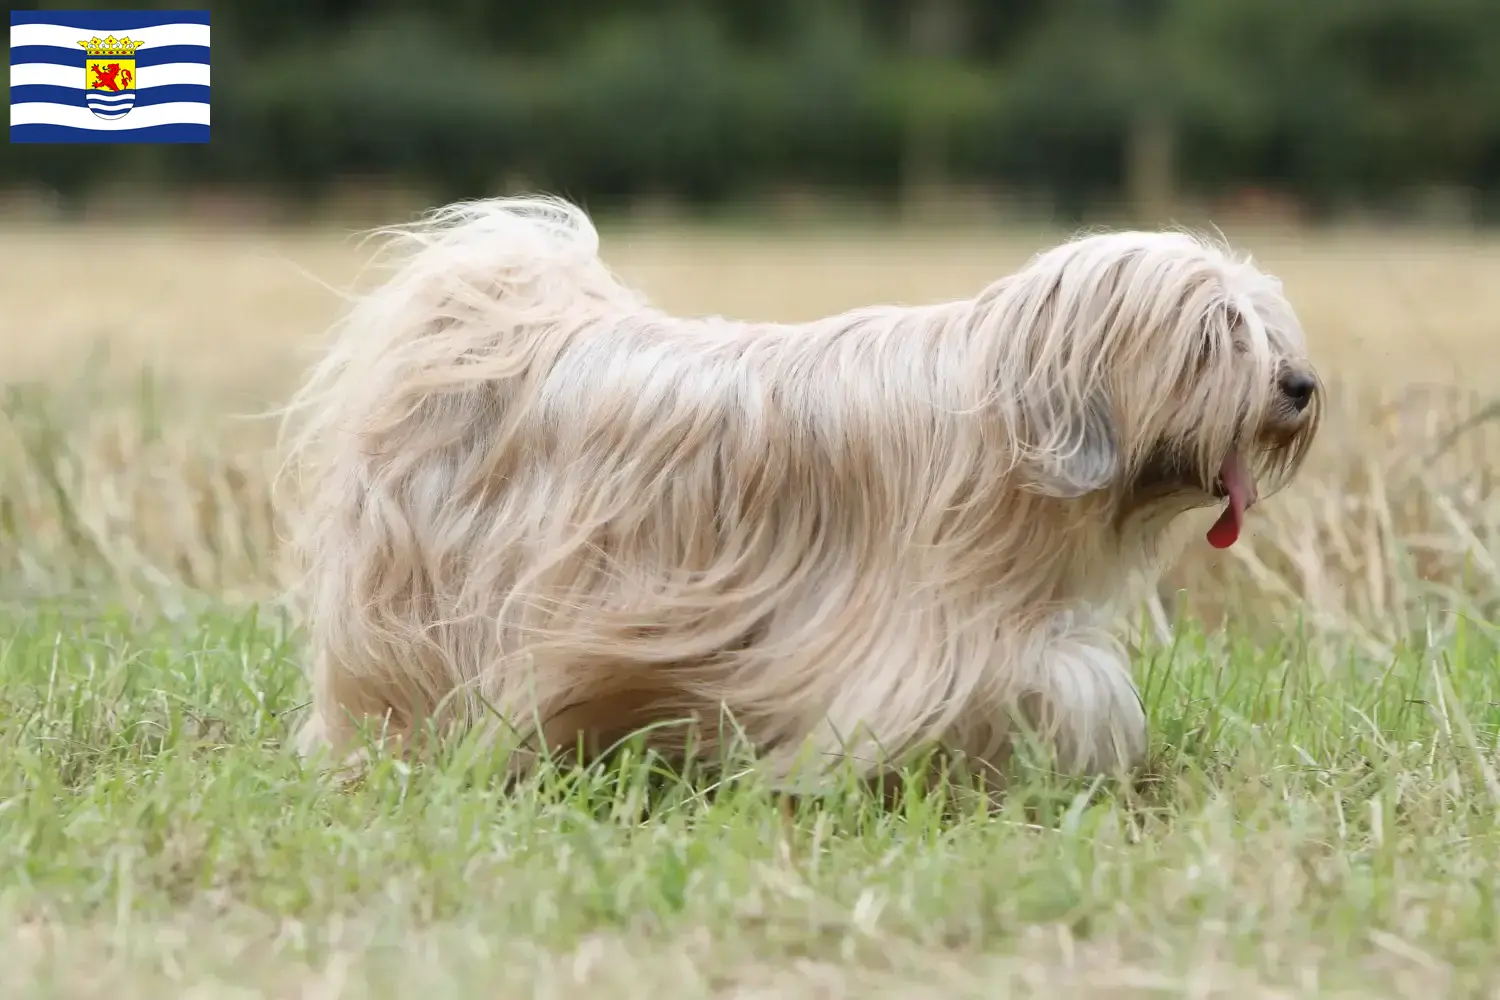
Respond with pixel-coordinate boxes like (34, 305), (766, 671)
(1, 216), (1499, 998)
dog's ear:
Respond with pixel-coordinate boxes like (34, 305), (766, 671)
(1021, 392), (1121, 499)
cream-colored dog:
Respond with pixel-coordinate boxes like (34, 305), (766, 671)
(281, 197), (1319, 787)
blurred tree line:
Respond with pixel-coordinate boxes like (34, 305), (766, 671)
(10, 0), (1500, 221)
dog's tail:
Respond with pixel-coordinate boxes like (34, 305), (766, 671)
(356, 194), (638, 324)
(279, 195), (639, 448)
(275, 196), (642, 577)
(313, 194), (638, 382)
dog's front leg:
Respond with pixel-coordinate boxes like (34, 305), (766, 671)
(1017, 624), (1149, 778)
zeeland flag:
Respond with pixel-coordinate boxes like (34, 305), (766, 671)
(10, 9), (210, 143)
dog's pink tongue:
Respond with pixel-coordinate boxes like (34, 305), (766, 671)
(1206, 451), (1256, 549)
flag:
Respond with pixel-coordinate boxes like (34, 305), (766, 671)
(10, 9), (210, 144)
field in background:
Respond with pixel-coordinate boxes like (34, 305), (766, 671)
(3, 220), (1497, 627)
(4, 219), (1500, 398)
(1, 220), (1498, 997)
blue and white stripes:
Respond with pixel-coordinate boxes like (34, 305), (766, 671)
(10, 10), (210, 144)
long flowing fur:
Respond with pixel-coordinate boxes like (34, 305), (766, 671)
(280, 196), (1318, 787)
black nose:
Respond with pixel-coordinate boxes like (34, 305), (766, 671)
(1279, 371), (1316, 412)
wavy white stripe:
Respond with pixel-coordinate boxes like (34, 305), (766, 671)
(9, 101), (210, 129)
(9, 62), (211, 89)
(86, 93), (136, 104)
(10, 22), (210, 51)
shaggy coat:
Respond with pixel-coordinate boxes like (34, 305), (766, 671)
(281, 197), (1319, 787)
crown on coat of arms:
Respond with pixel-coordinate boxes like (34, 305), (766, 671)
(78, 35), (144, 57)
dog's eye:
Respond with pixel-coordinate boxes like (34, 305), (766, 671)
(1198, 326), (1228, 370)
(1195, 337), (1216, 372)
(1207, 307), (1248, 367)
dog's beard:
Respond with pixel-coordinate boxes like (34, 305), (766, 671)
(1202, 410), (1318, 550)
(1126, 443), (1260, 549)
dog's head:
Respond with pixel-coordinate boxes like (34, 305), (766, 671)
(986, 229), (1320, 548)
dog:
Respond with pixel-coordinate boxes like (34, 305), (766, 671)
(280, 196), (1319, 789)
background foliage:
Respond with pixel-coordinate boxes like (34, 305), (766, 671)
(9, 0), (1500, 219)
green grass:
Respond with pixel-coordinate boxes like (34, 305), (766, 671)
(2, 598), (1498, 998)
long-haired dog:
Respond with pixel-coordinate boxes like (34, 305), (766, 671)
(281, 196), (1320, 788)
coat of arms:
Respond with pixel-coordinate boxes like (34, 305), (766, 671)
(78, 34), (143, 120)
